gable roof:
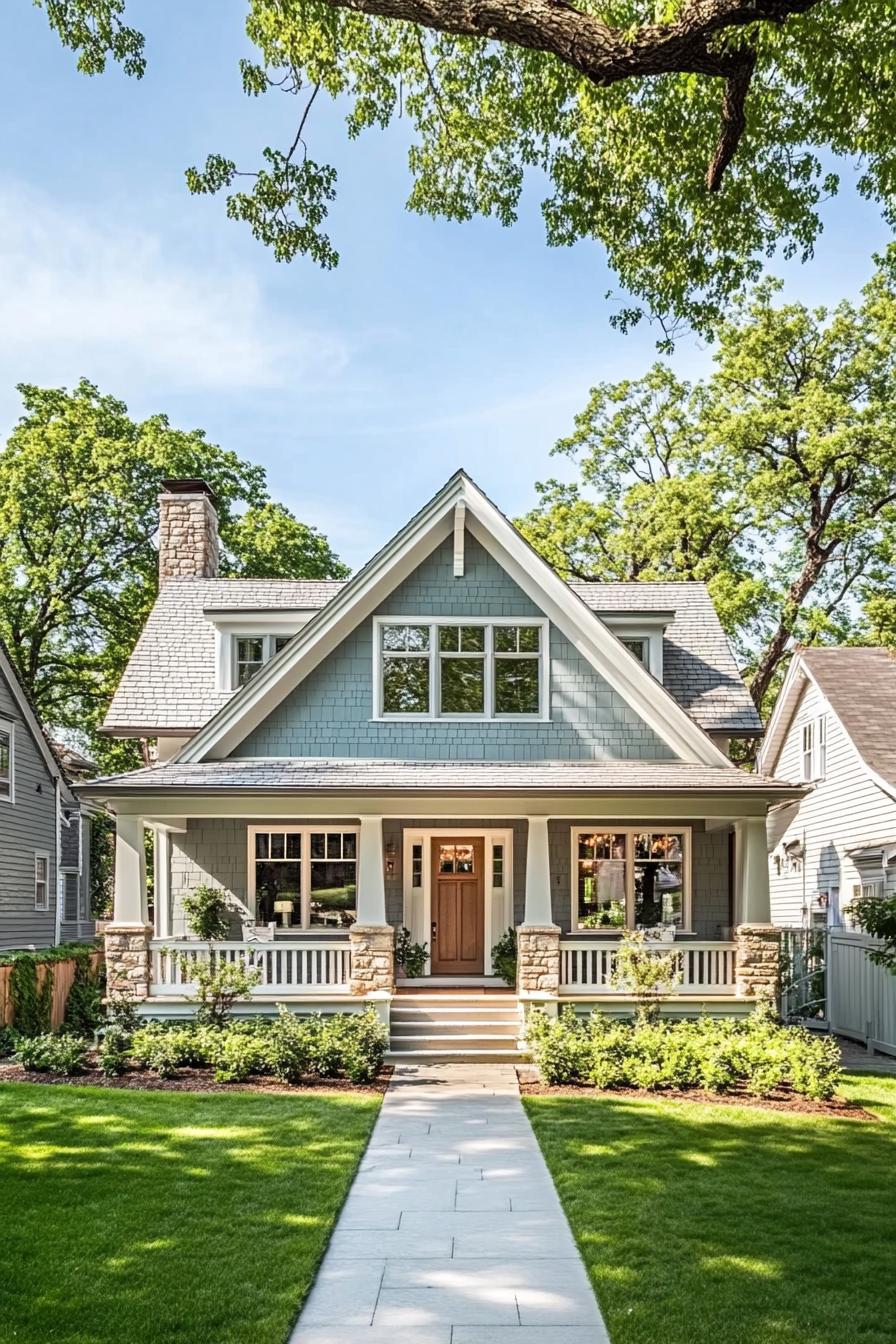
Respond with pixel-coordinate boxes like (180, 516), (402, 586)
(0, 639), (75, 803)
(175, 471), (732, 767)
(572, 582), (760, 735)
(760, 646), (896, 798)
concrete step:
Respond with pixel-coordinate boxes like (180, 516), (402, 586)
(391, 1008), (519, 1025)
(390, 1031), (522, 1050)
(386, 1047), (527, 1063)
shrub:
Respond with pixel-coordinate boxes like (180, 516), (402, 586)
(782, 1027), (842, 1101)
(526, 1007), (591, 1084)
(609, 930), (682, 1024)
(625, 1018), (701, 1091)
(98, 1025), (131, 1077)
(206, 1022), (273, 1083)
(0, 1025), (19, 1059)
(9, 955), (53, 1037)
(106, 995), (141, 1034)
(266, 1006), (314, 1083)
(174, 954), (261, 1025)
(396, 927), (428, 979)
(17, 1033), (89, 1075)
(491, 928), (517, 988)
(332, 1009), (388, 1083)
(130, 1023), (204, 1077)
(181, 885), (232, 941)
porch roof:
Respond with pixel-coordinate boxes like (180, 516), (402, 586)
(78, 756), (805, 799)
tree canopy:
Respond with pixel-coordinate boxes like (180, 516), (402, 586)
(35, 2), (896, 336)
(0, 379), (348, 770)
(517, 262), (896, 710)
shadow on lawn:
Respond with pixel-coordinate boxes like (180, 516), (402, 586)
(526, 1080), (896, 1344)
(0, 1084), (378, 1344)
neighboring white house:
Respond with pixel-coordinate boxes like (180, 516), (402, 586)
(759, 646), (896, 928)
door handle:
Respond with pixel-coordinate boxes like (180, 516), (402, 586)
(431, 921), (437, 941)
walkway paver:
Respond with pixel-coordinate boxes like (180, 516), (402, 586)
(290, 1063), (610, 1343)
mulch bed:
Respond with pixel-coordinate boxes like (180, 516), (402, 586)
(516, 1067), (878, 1120)
(0, 1061), (393, 1096)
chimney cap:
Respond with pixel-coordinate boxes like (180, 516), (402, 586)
(160, 478), (218, 505)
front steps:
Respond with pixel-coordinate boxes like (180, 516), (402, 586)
(387, 991), (527, 1063)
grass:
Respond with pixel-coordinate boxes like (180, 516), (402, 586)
(0, 1081), (380, 1344)
(524, 1072), (896, 1344)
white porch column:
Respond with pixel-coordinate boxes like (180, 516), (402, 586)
(522, 816), (553, 926)
(740, 816), (771, 924)
(356, 815), (387, 926)
(113, 813), (148, 925)
(154, 829), (172, 939)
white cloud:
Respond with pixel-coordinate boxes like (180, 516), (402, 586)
(0, 185), (349, 396)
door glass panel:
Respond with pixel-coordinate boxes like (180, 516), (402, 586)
(455, 844), (474, 873)
(439, 844), (456, 874)
(412, 843), (423, 888)
(492, 843), (504, 888)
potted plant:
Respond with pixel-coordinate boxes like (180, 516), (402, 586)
(396, 926), (429, 979)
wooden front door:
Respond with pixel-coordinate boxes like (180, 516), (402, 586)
(431, 837), (485, 974)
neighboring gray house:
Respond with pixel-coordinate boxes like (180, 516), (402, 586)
(0, 642), (94, 950)
(760, 646), (896, 927)
(81, 473), (802, 1052)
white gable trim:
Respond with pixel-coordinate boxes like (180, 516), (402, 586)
(178, 472), (730, 766)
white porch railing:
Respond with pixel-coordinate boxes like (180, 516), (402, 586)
(560, 939), (737, 996)
(150, 939), (352, 997)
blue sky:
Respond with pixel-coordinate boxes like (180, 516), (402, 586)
(0, 2), (891, 569)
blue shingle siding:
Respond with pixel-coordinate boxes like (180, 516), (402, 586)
(235, 532), (676, 762)
(170, 816), (729, 938)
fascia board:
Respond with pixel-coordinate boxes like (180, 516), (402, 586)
(756, 656), (805, 776)
(462, 505), (730, 768)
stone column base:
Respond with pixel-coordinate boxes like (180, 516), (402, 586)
(517, 924), (561, 996)
(735, 923), (782, 1001)
(104, 923), (153, 1001)
(349, 924), (395, 996)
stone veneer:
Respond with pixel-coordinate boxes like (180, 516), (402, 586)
(349, 925), (395, 995)
(158, 489), (219, 583)
(104, 924), (153, 1000)
(735, 923), (781, 1000)
(517, 924), (561, 995)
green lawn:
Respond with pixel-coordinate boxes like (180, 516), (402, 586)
(524, 1073), (896, 1344)
(0, 1082), (380, 1344)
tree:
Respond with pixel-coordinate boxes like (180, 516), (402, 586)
(34, 2), (896, 336)
(0, 379), (349, 770)
(518, 262), (896, 710)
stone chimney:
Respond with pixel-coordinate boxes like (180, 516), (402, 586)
(157, 479), (219, 583)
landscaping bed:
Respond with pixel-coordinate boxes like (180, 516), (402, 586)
(0, 1059), (393, 1094)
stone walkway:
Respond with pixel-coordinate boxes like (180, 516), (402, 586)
(290, 1063), (609, 1344)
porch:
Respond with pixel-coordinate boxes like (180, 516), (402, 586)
(101, 793), (779, 1022)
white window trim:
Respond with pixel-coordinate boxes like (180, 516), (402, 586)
(246, 825), (360, 931)
(34, 851), (50, 912)
(372, 616), (550, 721)
(569, 825), (692, 934)
(599, 616), (667, 681)
(213, 618), (310, 692)
(801, 720), (814, 782)
(815, 713), (827, 780)
(0, 718), (14, 804)
(801, 714), (827, 782)
(402, 827), (514, 975)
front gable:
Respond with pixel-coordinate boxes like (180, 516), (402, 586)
(233, 530), (676, 762)
(180, 471), (729, 767)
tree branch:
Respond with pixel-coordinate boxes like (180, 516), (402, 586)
(706, 49), (756, 191)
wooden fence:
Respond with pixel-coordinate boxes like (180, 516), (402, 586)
(0, 950), (104, 1030)
(827, 931), (896, 1058)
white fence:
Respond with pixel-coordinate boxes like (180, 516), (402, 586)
(559, 939), (737, 996)
(827, 931), (896, 1058)
(150, 939), (352, 997)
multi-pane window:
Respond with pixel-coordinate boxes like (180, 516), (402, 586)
(34, 854), (49, 912)
(235, 634), (294, 687)
(801, 716), (827, 781)
(64, 871), (79, 921)
(378, 620), (546, 718)
(801, 721), (814, 781)
(816, 715), (827, 779)
(492, 843), (504, 889)
(0, 724), (11, 801)
(573, 828), (688, 931)
(252, 828), (357, 929)
(438, 843), (475, 874)
(411, 842), (423, 889)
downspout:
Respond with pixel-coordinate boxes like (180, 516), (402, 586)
(53, 776), (63, 946)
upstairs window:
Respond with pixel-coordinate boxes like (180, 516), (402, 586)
(34, 853), (49, 912)
(801, 715), (827, 781)
(0, 722), (12, 802)
(234, 634), (293, 687)
(621, 638), (648, 668)
(376, 619), (547, 719)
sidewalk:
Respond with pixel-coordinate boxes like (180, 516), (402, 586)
(290, 1062), (609, 1343)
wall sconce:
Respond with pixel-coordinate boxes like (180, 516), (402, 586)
(385, 839), (398, 878)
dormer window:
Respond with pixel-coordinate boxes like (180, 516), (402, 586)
(621, 638), (648, 668)
(235, 634), (292, 686)
(375, 618), (548, 719)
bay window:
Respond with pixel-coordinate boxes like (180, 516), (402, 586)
(251, 828), (357, 929)
(572, 827), (689, 932)
(376, 618), (547, 719)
